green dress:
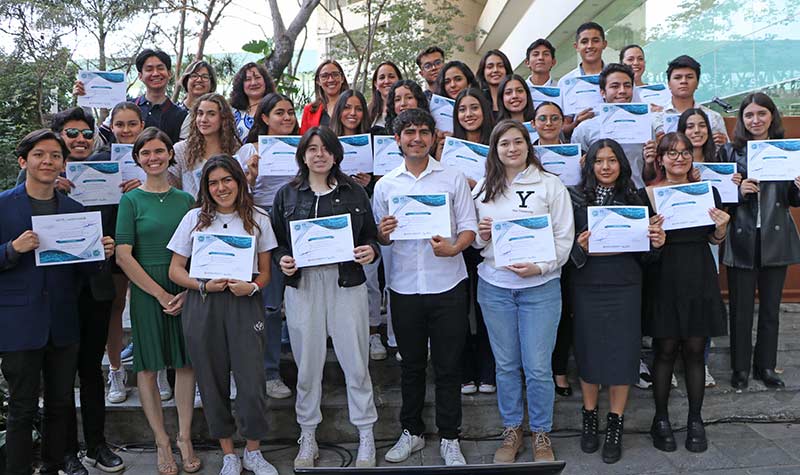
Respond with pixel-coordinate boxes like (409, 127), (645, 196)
(116, 187), (196, 372)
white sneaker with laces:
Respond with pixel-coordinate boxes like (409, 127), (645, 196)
(461, 382), (477, 395)
(294, 433), (319, 468)
(229, 373), (237, 400)
(106, 367), (127, 404)
(478, 383), (496, 394)
(265, 379), (292, 399)
(704, 365), (716, 388)
(385, 430), (425, 463)
(219, 453), (241, 475)
(157, 369), (172, 401)
(440, 438), (466, 466)
(635, 359), (653, 389)
(369, 334), (387, 360)
(356, 431), (376, 467)
(242, 448), (278, 475)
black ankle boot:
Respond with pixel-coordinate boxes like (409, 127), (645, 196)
(581, 406), (599, 453)
(602, 413), (623, 464)
(650, 416), (677, 452)
(685, 418), (708, 452)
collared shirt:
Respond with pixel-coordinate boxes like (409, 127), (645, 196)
(134, 95), (187, 144)
(372, 157), (478, 295)
(526, 76), (554, 88)
(652, 101), (729, 139)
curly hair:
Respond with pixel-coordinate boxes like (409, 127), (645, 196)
(185, 93), (241, 168)
(385, 80), (429, 135)
(194, 154), (262, 236)
(229, 62), (275, 111)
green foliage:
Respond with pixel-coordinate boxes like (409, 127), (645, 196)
(240, 40), (314, 112)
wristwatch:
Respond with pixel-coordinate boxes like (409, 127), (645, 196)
(248, 282), (260, 297)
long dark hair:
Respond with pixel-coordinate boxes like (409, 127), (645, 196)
(385, 80), (428, 135)
(653, 132), (695, 185)
(480, 119), (544, 203)
(245, 93), (299, 144)
(331, 90), (370, 136)
(496, 75), (535, 122)
(195, 154), (262, 235)
(367, 61), (402, 125)
(476, 50), (512, 90)
(229, 62), (276, 111)
(579, 139), (639, 204)
(452, 88), (494, 145)
(290, 126), (350, 189)
(435, 61), (478, 99)
(310, 60), (349, 114)
(732, 92), (784, 152)
(677, 108), (716, 163)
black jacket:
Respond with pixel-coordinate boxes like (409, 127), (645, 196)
(271, 176), (380, 288)
(717, 143), (800, 269)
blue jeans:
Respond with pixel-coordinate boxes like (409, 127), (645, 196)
(477, 277), (561, 432)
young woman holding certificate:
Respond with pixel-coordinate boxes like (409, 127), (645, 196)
(569, 139), (665, 464)
(641, 132), (729, 454)
(718, 93), (800, 390)
(167, 154), (280, 475)
(115, 127), (199, 475)
(236, 92), (299, 400)
(271, 127), (380, 469)
(473, 119), (574, 464)
(496, 74), (536, 123)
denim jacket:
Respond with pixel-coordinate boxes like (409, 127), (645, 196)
(271, 176), (380, 288)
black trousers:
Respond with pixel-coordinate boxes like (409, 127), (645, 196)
(66, 286), (113, 453)
(1, 342), (79, 475)
(461, 248), (495, 385)
(551, 274), (573, 375)
(390, 281), (467, 440)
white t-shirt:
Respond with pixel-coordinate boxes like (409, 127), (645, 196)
(235, 143), (295, 208)
(169, 140), (206, 199)
(167, 207), (278, 275)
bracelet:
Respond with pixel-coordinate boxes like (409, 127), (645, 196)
(198, 280), (207, 302)
(248, 282), (260, 297)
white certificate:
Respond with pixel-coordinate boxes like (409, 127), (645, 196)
(694, 163), (738, 203)
(66, 161), (122, 206)
(258, 136), (300, 176)
(189, 233), (255, 281)
(373, 136), (403, 176)
(440, 137), (488, 182)
(524, 122), (539, 143)
(528, 85), (562, 109)
(747, 139), (800, 182)
(76, 71), (127, 109)
(535, 144), (582, 186)
(32, 211), (105, 266)
(587, 206), (650, 253)
(561, 75), (603, 116)
(662, 113), (680, 134)
(598, 103), (653, 144)
(290, 214), (355, 268)
(491, 214), (557, 268)
(653, 181), (715, 230)
(339, 134), (373, 174)
(430, 94), (455, 133)
(110, 144), (146, 182)
(389, 194), (451, 240)
(634, 83), (672, 106)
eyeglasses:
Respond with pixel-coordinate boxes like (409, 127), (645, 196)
(535, 114), (563, 124)
(665, 150), (693, 160)
(63, 128), (95, 139)
(189, 73), (210, 81)
(319, 72), (342, 81)
(422, 59), (444, 71)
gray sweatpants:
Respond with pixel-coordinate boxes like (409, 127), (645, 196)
(182, 289), (269, 440)
(284, 265), (378, 431)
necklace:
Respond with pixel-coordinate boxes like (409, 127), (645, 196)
(216, 213), (237, 229)
(142, 186), (172, 203)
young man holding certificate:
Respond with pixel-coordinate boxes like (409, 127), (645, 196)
(558, 22), (607, 137)
(373, 109), (478, 466)
(0, 130), (115, 475)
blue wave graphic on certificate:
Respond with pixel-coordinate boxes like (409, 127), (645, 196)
(654, 182), (715, 230)
(373, 136), (403, 175)
(77, 70), (127, 108)
(529, 86), (561, 98)
(33, 211), (104, 266)
(190, 233), (255, 281)
(258, 136), (300, 176)
(635, 83), (672, 105)
(748, 139), (800, 182)
(491, 214), (556, 267)
(523, 122), (539, 141)
(562, 75), (602, 115)
(588, 206), (649, 252)
(575, 75), (600, 85)
(694, 163), (737, 203)
(290, 214), (354, 267)
(600, 103), (652, 144)
(535, 144), (581, 186)
(66, 161), (122, 206)
(339, 133), (373, 174)
(340, 134), (370, 147)
(430, 94), (455, 132)
(68, 162), (119, 178)
(441, 138), (488, 181)
(389, 194), (451, 240)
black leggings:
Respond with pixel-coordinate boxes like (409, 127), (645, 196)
(653, 336), (706, 422)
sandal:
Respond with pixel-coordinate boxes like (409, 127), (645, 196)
(177, 434), (203, 473)
(156, 442), (178, 475)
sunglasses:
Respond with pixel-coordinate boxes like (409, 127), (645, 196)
(63, 128), (95, 139)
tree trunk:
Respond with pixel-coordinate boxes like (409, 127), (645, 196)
(171, 0), (188, 102)
(265, 0), (321, 82)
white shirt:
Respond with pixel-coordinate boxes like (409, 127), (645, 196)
(526, 76), (555, 88)
(169, 141), (205, 199)
(372, 157), (478, 295)
(652, 101), (729, 140)
(167, 207), (277, 275)
(472, 165), (574, 289)
(235, 143), (294, 208)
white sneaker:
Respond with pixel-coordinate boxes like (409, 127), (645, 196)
(704, 365), (716, 388)
(230, 373), (237, 400)
(356, 431), (376, 468)
(219, 453), (242, 475)
(461, 382), (477, 395)
(242, 448), (278, 475)
(106, 367), (127, 404)
(194, 384), (203, 407)
(157, 369), (172, 400)
(265, 379), (292, 399)
(635, 359), (653, 389)
(369, 334), (387, 361)
(440, 438), (466, 466)
(385, 430), (425, 463)
(294, 433), (319, 468)
(671, 373), (679, 388)
(395, 351), (403, 362)
(478, 383), (496, 394)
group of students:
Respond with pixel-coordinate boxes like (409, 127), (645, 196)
(1, 19), (798, 475)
